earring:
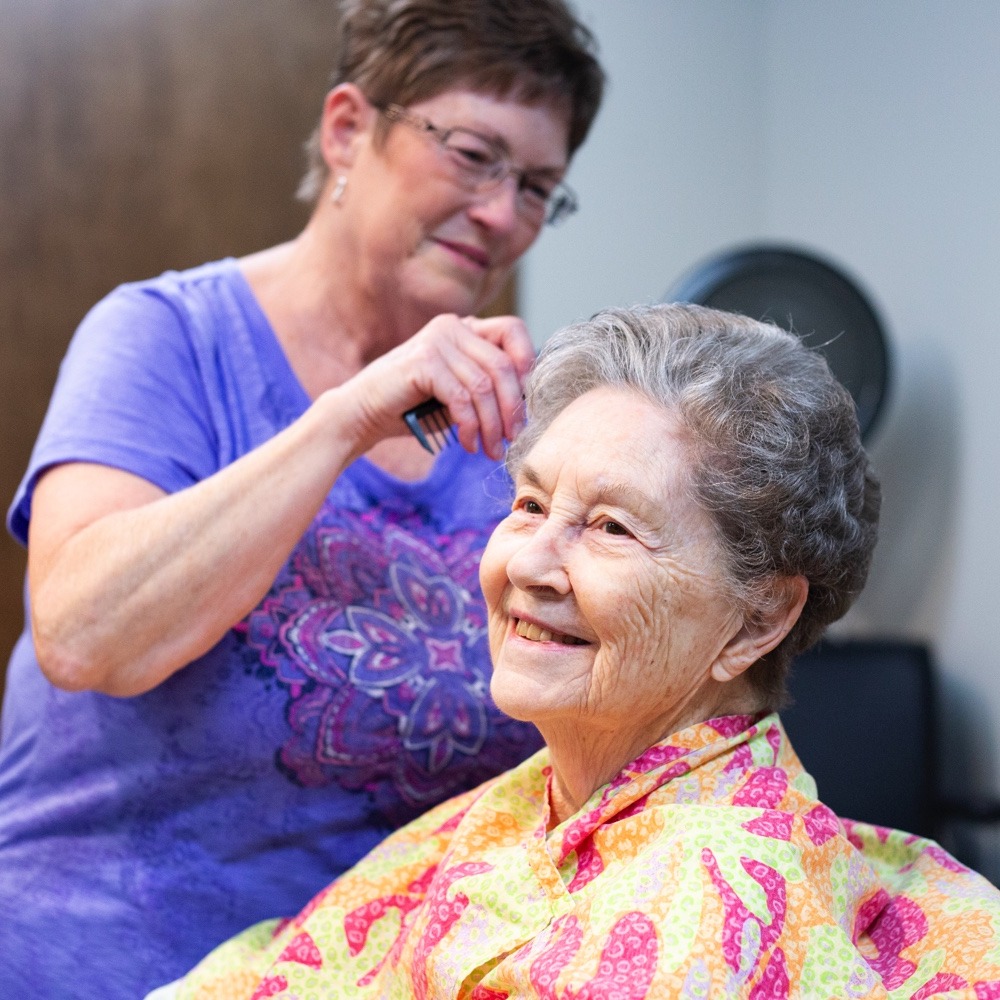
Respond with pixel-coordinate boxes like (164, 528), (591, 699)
(331, 175), (347, 204)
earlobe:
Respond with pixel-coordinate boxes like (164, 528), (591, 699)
(319, 83), (372, 173)
(710, 576), (809, 683)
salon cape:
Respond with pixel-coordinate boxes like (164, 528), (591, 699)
(167, 713), (1000, 999)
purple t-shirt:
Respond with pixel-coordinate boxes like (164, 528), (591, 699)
(0, 258), (542, 998)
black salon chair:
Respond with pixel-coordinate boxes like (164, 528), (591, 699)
(783, 638), (937, 835)
(783, 637), (1000, 883)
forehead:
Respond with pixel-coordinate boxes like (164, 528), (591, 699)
(518, 387), (694, 505)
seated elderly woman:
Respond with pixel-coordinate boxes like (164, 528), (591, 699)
(158, 304), (1000, 999)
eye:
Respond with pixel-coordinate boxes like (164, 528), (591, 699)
(454, 145), (492, 167)
(600, 519), (631, 537)
(519, 177), (555, 204)
(443, 131), (499, 171)
(511, 492), (545, 519)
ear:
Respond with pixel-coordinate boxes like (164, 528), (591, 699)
(710, 575), (809, 684)
(318, 82), (374, 174)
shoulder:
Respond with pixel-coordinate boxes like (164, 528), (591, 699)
(75, 258), (241, 348)
(52, 261), (240, 396)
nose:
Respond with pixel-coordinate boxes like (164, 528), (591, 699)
(467, 175), (523, 234)
(504, 519), (571, 596)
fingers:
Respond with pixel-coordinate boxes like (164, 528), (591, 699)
(399, 314), (533, 459)
(460, 315), (536, 384)
(432, 335), (513, 456)
(343, 314), (536, 461)
(438, 315), (534, 458)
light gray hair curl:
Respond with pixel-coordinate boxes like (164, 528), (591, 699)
(507, 303), (881, 708)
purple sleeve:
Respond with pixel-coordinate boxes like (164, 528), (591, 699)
(6, 283), (220, 545)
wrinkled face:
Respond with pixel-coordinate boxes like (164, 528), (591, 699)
(345, 88), (571, 324)
(480, 387), (745, 748)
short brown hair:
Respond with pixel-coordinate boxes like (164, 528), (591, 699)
(297, 0), (604, 202)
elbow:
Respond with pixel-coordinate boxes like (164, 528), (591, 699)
(30, 602), (122, 694)
(31, 611), (176, 697)
(28, 577), (111, 691)
(32, 626), (107, 693)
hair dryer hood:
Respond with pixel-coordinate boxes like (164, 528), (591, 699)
(667, 245), (891, 442)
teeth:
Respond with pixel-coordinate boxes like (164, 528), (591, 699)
(514, 619), (582, 645)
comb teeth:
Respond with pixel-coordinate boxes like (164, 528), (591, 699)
(403, 398), (458, 454)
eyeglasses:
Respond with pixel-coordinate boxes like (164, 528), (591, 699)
(377, 103), (578, 227)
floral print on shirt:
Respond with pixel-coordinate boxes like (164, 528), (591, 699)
(238, 503), (540, 823)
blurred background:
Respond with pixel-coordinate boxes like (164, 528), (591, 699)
(2, 0), (998, 871)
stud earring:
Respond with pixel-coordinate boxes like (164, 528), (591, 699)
(331, 175), (347, 204)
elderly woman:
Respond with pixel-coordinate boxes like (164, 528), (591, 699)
(0, 1), (603, 996)
(155, 304), (1000, 999)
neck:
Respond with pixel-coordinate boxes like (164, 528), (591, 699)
(541, 679), (760, 826)
(543, 724), (664, 825)
(239, 213), (426, 399)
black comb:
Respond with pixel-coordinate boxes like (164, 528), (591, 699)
(403, 398), (458, 454)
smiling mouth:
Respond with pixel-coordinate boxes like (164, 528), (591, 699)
(513, 618), (588, 646)
(434, 238), (489, 269)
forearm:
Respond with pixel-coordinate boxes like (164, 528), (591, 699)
(30, 389), (362, 696)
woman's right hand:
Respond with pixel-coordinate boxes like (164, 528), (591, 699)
(341, 313), (535, 462)
(26, 312), (535, 697)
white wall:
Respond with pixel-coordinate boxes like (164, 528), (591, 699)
(521, 2), (767, 336)
(524, 2), (1000, 802)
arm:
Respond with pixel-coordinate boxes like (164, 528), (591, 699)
(28, 313), (533, 697)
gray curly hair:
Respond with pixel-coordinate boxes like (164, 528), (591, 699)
(507, 303), (881, 708)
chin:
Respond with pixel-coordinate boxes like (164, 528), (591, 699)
(490, 671), (542, 725)
(405, 270), (483, 315)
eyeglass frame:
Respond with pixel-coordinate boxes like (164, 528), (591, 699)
(374, 102), (578, 227)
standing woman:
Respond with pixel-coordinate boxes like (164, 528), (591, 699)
(0, 1), (604, 995)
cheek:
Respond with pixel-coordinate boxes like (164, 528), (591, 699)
(479, 531), (514, 647)
(507, 224), (543, 263)
(587, 561), (708, 695)
(478, 534), (507, 608)
(589, 562), (668, 648)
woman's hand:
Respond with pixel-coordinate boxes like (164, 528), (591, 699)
(342, 313), (535, 461)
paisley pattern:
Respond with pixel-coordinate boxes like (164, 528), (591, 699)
(237, 502), (538, 821)
(170, 714), (1000, 999)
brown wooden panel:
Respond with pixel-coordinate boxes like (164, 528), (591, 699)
(0, 1), (340, 688)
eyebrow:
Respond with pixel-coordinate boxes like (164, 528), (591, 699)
(460, 125), (567, 177)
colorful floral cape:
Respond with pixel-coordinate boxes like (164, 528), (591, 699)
(169, 713), (1000, 999)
